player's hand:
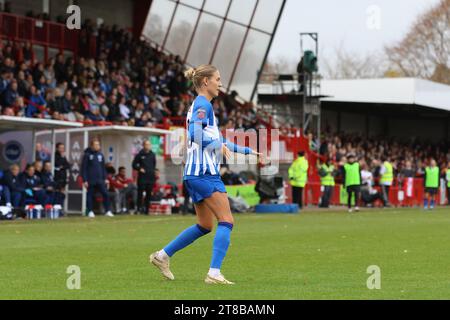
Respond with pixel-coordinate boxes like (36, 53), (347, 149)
(253, 151), (268, 166)
(84, 182), (89, 188)
(222, 144), (232, 160)
(140, 168), (145, 174)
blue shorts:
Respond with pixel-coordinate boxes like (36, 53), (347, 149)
(184, 175), (226, 203)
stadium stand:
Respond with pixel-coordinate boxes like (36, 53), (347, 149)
(1, 10), (449, 213)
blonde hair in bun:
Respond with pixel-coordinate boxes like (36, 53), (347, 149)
(184, 64), (218, 91)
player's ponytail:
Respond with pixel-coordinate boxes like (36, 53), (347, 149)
(184, 64), (218, 91)
(184, 68), (196, 82)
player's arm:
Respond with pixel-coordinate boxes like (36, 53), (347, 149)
(188, 103), (222, 150)
(222, 137), (253, 155)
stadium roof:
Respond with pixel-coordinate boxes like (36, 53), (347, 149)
(320, 78), (450, 112)
(0, 116), (83, 130)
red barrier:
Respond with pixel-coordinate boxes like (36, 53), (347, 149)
(0, 12), (79, 60)
(285, 179), (446, 207)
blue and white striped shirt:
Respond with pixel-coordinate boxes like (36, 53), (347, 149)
(183, 96), (252, 179)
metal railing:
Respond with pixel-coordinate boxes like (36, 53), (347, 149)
(0, 12), (79, 60)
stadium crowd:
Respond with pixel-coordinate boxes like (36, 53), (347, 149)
(1, 11), (449, 217)
(0, 19), (260, 131)
(316, 132), (450, 177)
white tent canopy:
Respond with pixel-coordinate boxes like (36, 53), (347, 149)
(0, 116), (83, 130)
(321, 78), (450, 112)
(0, 116), (83, 171)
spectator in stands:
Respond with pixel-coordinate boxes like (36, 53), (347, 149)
(148, 98), (164, 124)
(115, 166), (137, 214)
(26, 85), (46, 118)
(135, 111), (152, 127)
(81, 138), (113, 218)
(16, 70), (29, 97)
(106, 94), (121, 122)
(54, 53), (67, 83)
(119, 96), (131, 120)
(2, 80), (19, 107)
(0, 69), (10, 97)
(22, 42), (35, 63)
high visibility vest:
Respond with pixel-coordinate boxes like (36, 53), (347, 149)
(288, 156), (309, 187)
(320, 164), (335, 186)
(425, 167), (439, 188)
(446, 169), (450, 188)
(380, 161), (393, 184)
(344, 162), (361, 187)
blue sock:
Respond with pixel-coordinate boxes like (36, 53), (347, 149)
(164, 224), (211, 257)
(424, 199), (428, 208)
(210, 222), (233, 269)
(430, 200), (435, 208)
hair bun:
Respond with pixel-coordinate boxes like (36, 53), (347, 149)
(184, 67), (196, 81)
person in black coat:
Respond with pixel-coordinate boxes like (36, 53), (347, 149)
(3, 164), (25, 208)
(81, 139), (113, 218)
(54, 142), (71, 189)
(41, 161), (66, 207)
(132, 140), (156, 214)
(0, 169), (12, 207)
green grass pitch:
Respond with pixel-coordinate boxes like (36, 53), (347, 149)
(1, 208), (449, 300)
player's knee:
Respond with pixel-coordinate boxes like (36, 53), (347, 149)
(198, 222), (213, 232)
(218, 215), (234, 225)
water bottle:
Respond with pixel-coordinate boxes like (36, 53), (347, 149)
(26, 205), (35, 219)
(34, 205), (43, 219)
(45, 204), (53, 219)
(53, 205), (62, 219)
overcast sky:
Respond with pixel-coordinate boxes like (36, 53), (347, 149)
(268, 0), (441, 66)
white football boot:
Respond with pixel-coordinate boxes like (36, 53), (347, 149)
(149, 252), (175, 280)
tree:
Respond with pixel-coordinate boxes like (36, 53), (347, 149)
(322, 44), (386, 79)
(385, 0), (450, 84)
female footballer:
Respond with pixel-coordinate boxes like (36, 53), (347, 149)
(150, 65), (261, 285)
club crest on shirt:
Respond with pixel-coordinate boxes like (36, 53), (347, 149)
(197, 108), (206, 120)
